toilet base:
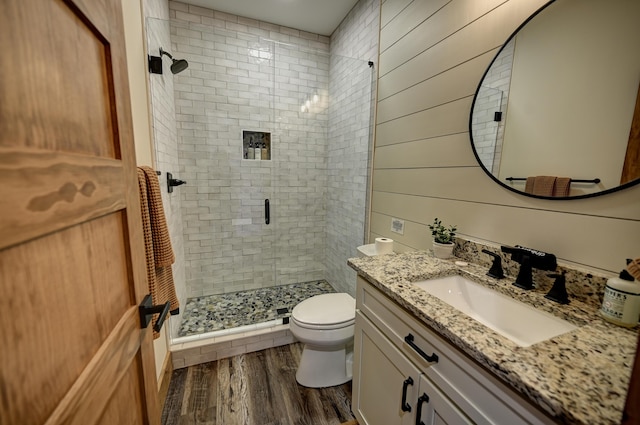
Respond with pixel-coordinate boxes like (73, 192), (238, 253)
(295, 344), (353, 388)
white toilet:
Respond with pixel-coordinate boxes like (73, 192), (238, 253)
(290, 293), (356, 387)
(290, 243), (385, 388)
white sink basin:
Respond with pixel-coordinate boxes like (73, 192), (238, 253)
(413, 275), (578, 347)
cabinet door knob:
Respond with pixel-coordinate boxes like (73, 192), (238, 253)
(405, 333), (439, 363)
(401, 377), (414, 412)
(415, 393), (430, 425)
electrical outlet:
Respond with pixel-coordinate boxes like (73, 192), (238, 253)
(391, 218), (404, 235)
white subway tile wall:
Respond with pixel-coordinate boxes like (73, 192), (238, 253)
(169, 2), (329, 297)
(144, 0), (188, 337)
(146, 0), (379, 327)
(167, 1), (379, 299)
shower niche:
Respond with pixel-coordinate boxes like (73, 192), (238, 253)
(242, 130), (271, 160)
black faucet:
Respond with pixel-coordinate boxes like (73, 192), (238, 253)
(514, 254), (534, 289)
(482, 249), (504, 279)
(501, 245), (557, 290)
(545, 273), (570, 304)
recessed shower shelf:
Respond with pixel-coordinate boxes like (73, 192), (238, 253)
(243, 130), (271, 160)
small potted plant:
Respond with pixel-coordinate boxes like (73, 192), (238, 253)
(428, 218), (457, 259)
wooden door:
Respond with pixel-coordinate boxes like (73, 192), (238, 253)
(0, 0), (160, 424)
(620, 81), (640, 185)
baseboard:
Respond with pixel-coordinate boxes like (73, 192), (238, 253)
(171, 325), (295, 369)
(158, 350), (173, 407)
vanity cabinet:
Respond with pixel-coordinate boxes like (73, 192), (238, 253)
(352, 277), (555, 425)
(355, 311), (471, 424)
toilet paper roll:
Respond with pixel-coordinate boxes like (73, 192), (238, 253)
(375, 237), (394, 255)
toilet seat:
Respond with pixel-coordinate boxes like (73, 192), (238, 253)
(291, 293), (355, 329)
(291, 316), (355, 330)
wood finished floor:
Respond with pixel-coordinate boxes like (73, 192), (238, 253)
(162, 343), (356, 425)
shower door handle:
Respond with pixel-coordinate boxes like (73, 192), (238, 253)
(265, 199), (270, 225)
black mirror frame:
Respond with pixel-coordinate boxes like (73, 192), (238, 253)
(468, 0), (640, 200)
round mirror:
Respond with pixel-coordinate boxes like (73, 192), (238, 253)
(469, 0), (640, 199)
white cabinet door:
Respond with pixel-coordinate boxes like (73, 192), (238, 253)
(353, 312), (421, 425)
(354, 312), (471, 425)
(416, 375), (473, 425)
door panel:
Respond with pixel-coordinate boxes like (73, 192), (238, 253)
(0, 152), (126, 250)
(0, 214), (134, 423)
(1, 0), (119, 158)
(44, 308), (143, 425)
(0, 0), (160, 424)
(99, 361), (146, 425)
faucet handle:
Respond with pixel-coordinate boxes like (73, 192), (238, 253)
(482, 249), (504, 279)
(545, 273), (570, 304)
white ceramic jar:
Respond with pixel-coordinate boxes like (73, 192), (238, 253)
(600, 268), (640, 328)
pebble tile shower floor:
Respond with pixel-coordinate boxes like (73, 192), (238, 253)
(178, 280), (336, 337)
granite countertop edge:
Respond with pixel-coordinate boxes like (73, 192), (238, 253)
(348, 251), (638, 425)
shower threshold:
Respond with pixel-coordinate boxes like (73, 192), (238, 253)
(176, 280), (336, 339)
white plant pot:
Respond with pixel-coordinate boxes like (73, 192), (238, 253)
(433, 241), (454, 259)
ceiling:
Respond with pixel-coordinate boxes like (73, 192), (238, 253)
(180, 0), (359, 36)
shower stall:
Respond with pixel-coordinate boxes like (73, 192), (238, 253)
(146, 12), (374, 342)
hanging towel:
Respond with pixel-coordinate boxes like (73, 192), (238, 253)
(140, 166), (175, 267)
(137, 166), (180, 339)
(524, 176), (556, 196)
(553, 177), (571, 197)
(524, 177), (536, 194)
(524, 176), (571, 197)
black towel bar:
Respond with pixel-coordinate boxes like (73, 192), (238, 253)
(505, 177), (600, 184)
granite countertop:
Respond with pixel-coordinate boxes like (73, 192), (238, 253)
(348, 251), (638, 425)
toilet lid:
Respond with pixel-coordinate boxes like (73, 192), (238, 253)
(292, 293), (355, 326)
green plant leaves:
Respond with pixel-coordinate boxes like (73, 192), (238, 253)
(428, 218), (457, 244)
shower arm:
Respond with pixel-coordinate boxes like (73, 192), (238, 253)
(159, 47), (173, 60)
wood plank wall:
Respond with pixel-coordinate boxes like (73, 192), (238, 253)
(371, 0), (640, 273)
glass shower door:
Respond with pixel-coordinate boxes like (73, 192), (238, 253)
(172, 29), (278, 297)
(271, 46), (374, 294)
(146, 18), (277, 316)
(146, 15), (374, 338)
